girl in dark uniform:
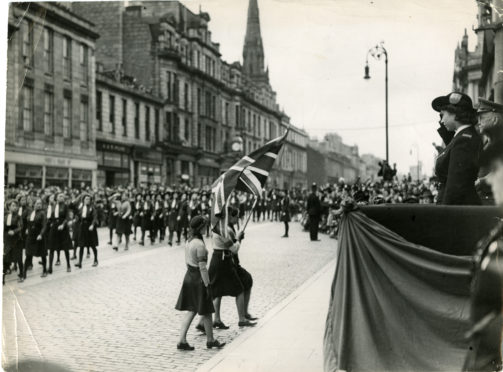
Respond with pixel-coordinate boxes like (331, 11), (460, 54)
(107, 195), (119, 245)
(175, 216), (225, 351)
(168, 193), (179, 246)
(114, 192), (132, 251)
(75, 194), (99, 268)
(177, 193), (189, 244)
(17, 194), (29, 272)
(24, 198), (48, 279)
(140, 193), (154, 246)
(132, 194), (142, 241)
(47, 192), (72, 274)
(4, 199), (24, 283)
(280, 190), (291, 238)
(207, 207), (256, 329)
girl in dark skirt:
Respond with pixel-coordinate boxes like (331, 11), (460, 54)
(280, 190), (291, 238)
(4, 199), (24, 283)
(47, 192), (73, 274)
(175, 216), (225, 351)
(114, 192), (132, 251)
(75, 194), (99, 268)
(207, 207), (257, 329)
(24, 198), (48, 279)
(132, 194), (142, 241)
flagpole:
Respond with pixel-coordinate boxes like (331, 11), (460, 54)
(240, 196), (258, 234)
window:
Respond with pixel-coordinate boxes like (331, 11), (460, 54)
(174, 74), (179, 106)
(80, 97), (89, 141)
(167, 72), (172, 102)
(22, 85), (33, 131)
(44, 90), (54, 136)
(43, 28), (53, 73)
(225, 102), (229, 125)
(174, 114), (180, 141)
(109, 95), (115, 134)
(205, 91), (211, 117)
(197, 122), (201, 147)
(80, 44), (88, 84)
(22, 20), (33, 67)
(166, 111), (172, 141)
(122, 99), (127, 136)
(145, 106), (150, 141)
(63, 95), (72, 139)
(96, 90), (102, 131)
(197, 88), (201, 114)
(135, 103), (140, 139)
(63, 37), (71, 79)
(235, 105), (240, 128)
(212, 95), (216, 119)
(184, 83), (189, 110)
(154, 109), (159, 142)
(184, 118), (189, 142)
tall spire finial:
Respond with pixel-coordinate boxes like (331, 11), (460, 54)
(243, 0), (266, 80)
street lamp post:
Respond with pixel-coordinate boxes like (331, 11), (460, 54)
(364, 42), (389, 164)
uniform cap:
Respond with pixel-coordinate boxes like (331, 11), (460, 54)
(432, 92), (474, 112)
(477, 98), (503, 114)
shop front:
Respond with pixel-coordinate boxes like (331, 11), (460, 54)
(197, 157), (221, 188)
(96, 141), (131, 187)
(5, 150), (97, 188)
(133, 146), (163, 186)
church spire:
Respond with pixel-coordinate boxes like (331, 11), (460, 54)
(243, 0), (267, 81)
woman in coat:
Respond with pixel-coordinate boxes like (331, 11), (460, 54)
(114, 192), (132, 251)
(4, 199), (24, 283)
(175, 216), (225, 351)
(75, 194), (99, 268)
(24, 198), (48, 279)
(432, 92), (482, 205)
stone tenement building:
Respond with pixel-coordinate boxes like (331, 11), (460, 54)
(5, 2), (99, 187)
(70, 0), (309, 189)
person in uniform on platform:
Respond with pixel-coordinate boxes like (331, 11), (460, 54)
(24, 198), (48, 279)
(204, 207), (256, 329)
(463, 137), (503, 371)
(281, 189), (291, 238)
(307, 183), (322, 241)
(75, 194), (99, 268)
(47, 193), (72, 273)
(475, 98), (503, 205)
(4, 199), (24, 283)
(431, 92), (482, 205)
(175, 216), (225, 351)
(114, 192), (132, 251)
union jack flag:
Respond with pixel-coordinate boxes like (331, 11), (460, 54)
(211, 130), (289, 237)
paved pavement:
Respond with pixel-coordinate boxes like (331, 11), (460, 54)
(2, 220), (337, 372)
(197, 258), (336, 372)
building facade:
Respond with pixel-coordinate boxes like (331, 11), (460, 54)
(71, 0), (308, 188)
(5, 3), (99, 188)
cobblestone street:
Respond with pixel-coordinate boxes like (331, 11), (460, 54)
(2, 220), (337, 372)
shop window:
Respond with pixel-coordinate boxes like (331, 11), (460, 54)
(45, 167), (69, 187)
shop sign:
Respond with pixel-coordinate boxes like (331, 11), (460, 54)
(97, 141), (129, 154)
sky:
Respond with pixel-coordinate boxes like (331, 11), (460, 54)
(180, 0), (479, 176)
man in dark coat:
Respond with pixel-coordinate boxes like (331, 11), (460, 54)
(306, 183), (322, 241)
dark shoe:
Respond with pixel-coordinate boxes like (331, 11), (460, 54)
(206, 340), (225, 349)
(41, 271), (47, 278)
(168, 242), (172, 246)
(139, 241), (144, 246)
(71, 256), (77, 260)
(238, 320), (256, 327)
(177, 342), (195, 351)
(125, 245), (129, 251)
(67, 267), (71, 273)
(281, 235), (288, 238)
(92, 261), (98, 267)
(245, 314), (258, 321)
(27, 265), (33, 271)
(213, 321), (229, 330)
(310, 239), (321, 242)
(55, 260), (61, 266)
(75, 263), (82, 268)
(113, 247), (118, 251)
(48, 268), (53, 274)
(195, 324), (206, 333)
(107, 241), (112, 245)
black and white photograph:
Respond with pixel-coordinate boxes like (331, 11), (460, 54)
(1, 0), (503, 371)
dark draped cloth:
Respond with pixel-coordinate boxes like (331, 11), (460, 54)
(324, 208), (477, 372)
